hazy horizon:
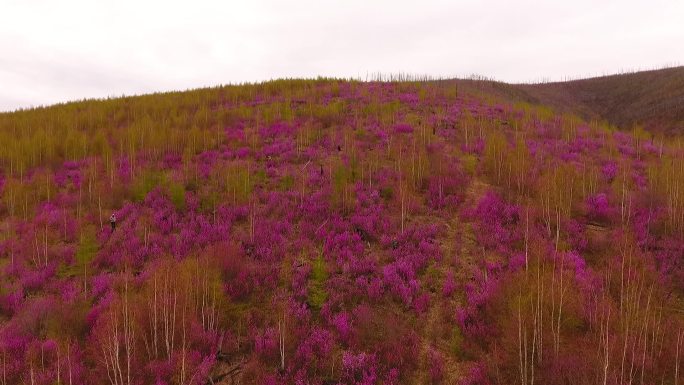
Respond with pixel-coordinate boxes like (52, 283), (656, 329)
(2, 0), (683, 112)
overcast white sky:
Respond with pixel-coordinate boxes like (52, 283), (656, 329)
(1, 0), (683, 111)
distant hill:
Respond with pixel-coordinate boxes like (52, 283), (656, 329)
(517, 66), (684, 133)
(454, 66), (684, 134)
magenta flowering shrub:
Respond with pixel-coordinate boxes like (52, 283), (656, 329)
(442, 271), (456, 297)
(340, 351), (378, 385)
(398, 92), (419, 105)
(568, 135), (603, 155)
(459, 363), (492, 385)
(332, 311), (352, 344)
(196, 150), (219, 178)
(0, 325), (32, 384)
(586, 192), (615, 222)
(259, 121), (296, 139)
(355, 275), (384, 301)
(20, 265), (56, 292)
(463, 137), (485, 154)
(371, 224), (441, 308)
(350, 187), (390, 242)
(294, 327), (333, 373)
(34, 202), (78, 242)
(468, 191), (521, 254)
(382, 260), (420, 307)
(162, 153), (182, 169)
(247, 218), (288, 263)
(630, 205), (655, 248)
(412, 291), (430, 313)
(146, 189), (180, 234)
(393, 123), (413, 134)
(653, 238), (684, 290)
(383, 224), (441, 268)
(117, 156), (132, 182)
(455, 276), (500, 342)
(263, 140), (296, 163)
(291, 260), (312, 299)
(324, 228), (366, 274)
(96, 204), (145, 268)
(565, 218), (588, 251)
(54, 160), (83, 189)
(426, 150), (468, 210)
(555, 250), (600, 294)
(85, 289), (114, 328)
(601, 161), (618, 182)
(219, 246), (253, 300)
(427, 174), (463, 210)
(427, 347), (444, 384)
(0, 286), (23, 316)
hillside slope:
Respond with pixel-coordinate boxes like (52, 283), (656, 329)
(0, 77), (683, 385)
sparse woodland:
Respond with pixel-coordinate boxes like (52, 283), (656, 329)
(0, 78), (682, 384)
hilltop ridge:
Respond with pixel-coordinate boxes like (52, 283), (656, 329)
(4, 67), (684, 135)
